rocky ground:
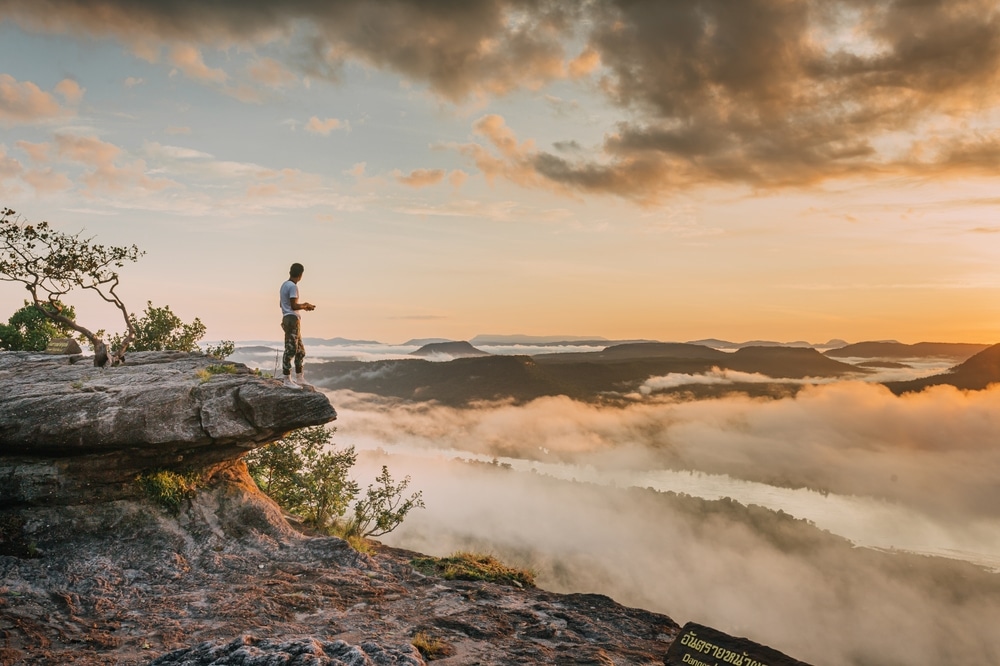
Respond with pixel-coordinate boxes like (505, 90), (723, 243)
(0, 351), (679, 665)
(0, 464), (679, 665)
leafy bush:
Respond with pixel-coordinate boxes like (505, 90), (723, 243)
(343, 465), (425, 538)
(136, 470), (201, 514)
(0, 300), (80, 351)
(245, 426), (424, 539)
(205, 340), (235, 359)
(110, 301), (206, 353)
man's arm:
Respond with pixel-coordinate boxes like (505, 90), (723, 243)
(289, 296), (316, 311)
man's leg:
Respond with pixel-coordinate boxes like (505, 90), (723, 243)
(281, 316), (301, 388)
(294, 319), (313, 388)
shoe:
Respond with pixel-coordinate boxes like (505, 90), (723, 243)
(282, 375), (302, 389)
(295, 372), (314, 390)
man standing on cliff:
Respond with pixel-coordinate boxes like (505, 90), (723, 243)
(279, 262), (316, 389)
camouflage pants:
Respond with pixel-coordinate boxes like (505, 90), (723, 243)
(281, 314), (305, 375)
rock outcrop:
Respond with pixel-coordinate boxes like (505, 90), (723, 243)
(0, 351), (682, 665)
(0, 351), (335, 507)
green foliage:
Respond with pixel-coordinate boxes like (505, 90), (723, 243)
(205, 340), (235, 359)
(136, 470), (201, 514)
(246, 426), (425, 539)
(111, 301), (206, 353)
(246, 426), (360, 530)
(411, 552), (536, 588)
(344, 465), (425, 538)
(0, 300), (79, 351)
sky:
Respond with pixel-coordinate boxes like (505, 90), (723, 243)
(1, 0), (999, 344)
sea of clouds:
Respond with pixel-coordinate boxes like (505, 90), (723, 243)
(315, 378), (1000, 666)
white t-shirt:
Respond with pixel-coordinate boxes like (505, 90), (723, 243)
(279, 279), (299, 318)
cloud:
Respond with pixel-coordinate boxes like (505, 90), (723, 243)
(326, 380), (1000, 664)
(304, 116), (345, 136)
(567, 47), (600, 79)
(165, 125), (191, 135)
(0, 74), (73, 125)
(394, 168), (445, 188)
(327, 381), (1000, 520)
(54, 133), (176, 194)
(21, 167), (73, 193)
(0, 146), (22, 180)
(168, 43), (227, 83)
(144, 142), (212, 160)
(14, 140), (51, 163)
(639, 367), (824, 393)
(54, 78), (84, 104)
(5, 0), (1000, 198)
(248, 57), (297, 88)
(124, 76), (144, 88)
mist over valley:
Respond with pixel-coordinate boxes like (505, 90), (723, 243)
(229, 335), (1000, 664)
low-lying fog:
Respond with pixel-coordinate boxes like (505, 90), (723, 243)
(319, 381), (1000, 666)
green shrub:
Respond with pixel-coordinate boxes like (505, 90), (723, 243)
(245, 426), (424, 540)
(204, 340), (235, 359)
(136, 470), (201, 513)
(343, 465), (424, 538)
(110, 301), (206, 353)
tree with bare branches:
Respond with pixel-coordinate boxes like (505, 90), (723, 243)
(0, 207), (144, 366)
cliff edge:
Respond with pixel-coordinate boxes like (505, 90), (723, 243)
(0, 352), (680, 665)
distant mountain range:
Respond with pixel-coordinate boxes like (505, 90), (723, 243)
(470, 334), (611, 345)
(237, 335), (870, 350)
(302, 338), (1000, 405)
(307, 341), (865, 405)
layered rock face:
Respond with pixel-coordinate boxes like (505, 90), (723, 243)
(0, 351), (336, 508)
(0, 351), (682, 665)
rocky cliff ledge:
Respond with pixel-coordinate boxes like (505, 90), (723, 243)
(0, 352), (680, 665)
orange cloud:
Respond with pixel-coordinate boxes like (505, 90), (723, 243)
(168, 44), (227, 83)
(394, 168), (446, 188)
(5, 0), (1000, 199)
(54, 133), (175, 194)
(568, 47), (600, 79)
(22, 168), (73, 193)
(0, 147), (22, 180)
(305, 116), (345, 136)
(54, 78), (84, 104)
(0, 74), (71, 125)
(14, 140), (51, 164)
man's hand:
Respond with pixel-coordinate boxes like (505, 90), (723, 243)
(302, 303), (316, 311)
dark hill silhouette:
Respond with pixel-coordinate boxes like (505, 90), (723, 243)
(411, 340), (490, 358)
(885, 343), (1000, 394)
(728, 346), (862, 378)
(533, 342), (728, 363)
(826, 341), (988, 362)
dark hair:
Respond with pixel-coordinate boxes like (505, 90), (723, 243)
(289, 263), (304, 278)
